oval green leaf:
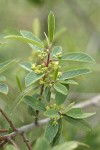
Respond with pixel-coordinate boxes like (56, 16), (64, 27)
(20, 30), (44, 51)
(59, 68), (91, 80)
(52, 119), (62, 146)
(54, 83), (68, 95)
(52, 141), (89, 150)
(0, 76), (6, 81)
(48, 11), (55, 43)
(63, 115), (91, 131)
(55, 91), (67, 105)
(25, 71), (44, 87)
(60, 52), (95, 64)
(5, 35), (44, 49)
(0, 59), (19, 74)
(35, 137), (50, 150)
(25, 96), (46, 112)
(45, 120), (59, 144)
(20, 62), (32, 71)
(0, 83), (8, 94)
(59, 80), (78, 85)
(66, 108), (95, 119)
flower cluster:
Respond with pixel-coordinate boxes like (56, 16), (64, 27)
(36, 50), (48, 60)
(29, 49), (49, 62)
(46, 104), (64, 126)
(52, 52), (62, 59)
(31, 63), (47, 74)
(31, 51), (62, 87)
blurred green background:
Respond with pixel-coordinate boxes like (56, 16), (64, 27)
(0, 0), (100, 149)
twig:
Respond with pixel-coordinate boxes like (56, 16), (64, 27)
(0, 140), (7, 147)
(68, 92), (99, 99)
(0, 129), (8, 133)
(34, 46), (51, 125)
(0, 118), (50, 141)
(0, 108), (17, 131)
(7, 137), (20, 150)
(22, 132), (32, 150)
(0, 95), (100, 147)
(74, 95), (100, 108)
(0, 107), (17, 148)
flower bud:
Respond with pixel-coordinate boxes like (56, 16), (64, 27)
(56, 52), (62, 58)
(37, 50), (41, 54)
(58, 72), (62, 77)
(31, 63), (36, 70)
(35, 69), (41, 74)
(39, 79), (44, 84)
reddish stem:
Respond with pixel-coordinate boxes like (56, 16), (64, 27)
(46, 52), (50, 67)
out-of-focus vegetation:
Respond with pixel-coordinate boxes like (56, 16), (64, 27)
(0, 0), (100, 149)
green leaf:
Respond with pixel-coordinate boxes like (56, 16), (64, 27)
(52, 141), (89, 150)
(52, 119), (62, 146)
(5, 35), (44, 49)
(48, 11), (55, 43)
(53, 68), (59, 80)
(28, 106), (36, 116)
(66, 108), (95, 119)
(0, 59), (19, 74)
(45, 120), (59, 144)
(62, 102), (75, 114)
(44, 108), (59, 118)
(29, 43), (44, 51)
(25, 96), (46, 111)
(63, 115), (91, 131)
(20, 30), (44, 51)
(19, 62), (32, 71)
(25, 71), (44, 87)
(50, 46), (62, 59)
(54, 83), (68, 95)
(35, 137), (50, 150)
(52, 142), (78, 150)
(20, 30), (42, 43)
(59, 68), (91, 80)
(44, 87), (51, 102)
(43, 27), (66, 46)
(55, 91), (67, 105)
(5, 145), (17, 150)
(16, 76), (23, 92)
(0, 76), (6, 81)
(60, 52), (95, 64)
(0, 83), (8, 94)
(59, 80), (78, 85)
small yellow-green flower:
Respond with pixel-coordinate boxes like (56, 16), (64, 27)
(35, 69), (41, 74)
(31, 63), (36, 70)
(58, 71), (62, 77)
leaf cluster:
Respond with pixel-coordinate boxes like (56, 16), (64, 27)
(3, 11), (96, 149)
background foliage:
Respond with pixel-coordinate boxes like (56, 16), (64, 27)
(0, 0), (100, 149)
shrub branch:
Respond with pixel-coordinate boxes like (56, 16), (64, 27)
(0, 95), (100, 148)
